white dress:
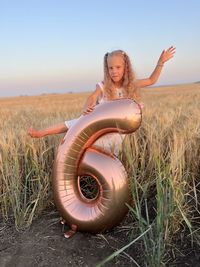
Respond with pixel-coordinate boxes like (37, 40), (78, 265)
(64, 82), (126, 155)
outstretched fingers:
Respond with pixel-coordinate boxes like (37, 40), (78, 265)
(159, 46), (176, 63)
(167, 46), (176, 56)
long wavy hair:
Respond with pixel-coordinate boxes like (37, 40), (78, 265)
(103, 50), (140, 102)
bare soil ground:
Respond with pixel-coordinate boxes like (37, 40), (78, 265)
(0, 208), (141, 267)
(1, 208), (200, 267)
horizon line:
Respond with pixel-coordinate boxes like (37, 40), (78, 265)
(0, 81), (199, 100)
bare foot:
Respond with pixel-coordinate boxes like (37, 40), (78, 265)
(28, 127), (43, 138)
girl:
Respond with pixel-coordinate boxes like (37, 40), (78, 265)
(28, 47), (175, 148)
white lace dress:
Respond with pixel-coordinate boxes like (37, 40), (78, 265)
(64, 82), (127, 154)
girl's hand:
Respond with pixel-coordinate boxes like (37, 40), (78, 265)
(82, 105), (95, 115)
(158, 46), (176, 64)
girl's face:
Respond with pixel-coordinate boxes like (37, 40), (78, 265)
(107, 55), (125, 85)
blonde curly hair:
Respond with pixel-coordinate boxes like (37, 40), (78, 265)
(103, 50), (140, 102)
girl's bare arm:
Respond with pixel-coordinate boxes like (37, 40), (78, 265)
(82, 85), (102, 114)
(135, 46), (176, 88)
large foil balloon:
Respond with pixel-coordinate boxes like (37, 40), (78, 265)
(53, 99), (142, 237)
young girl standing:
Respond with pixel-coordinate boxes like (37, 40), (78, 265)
(28, 47), (175, 142)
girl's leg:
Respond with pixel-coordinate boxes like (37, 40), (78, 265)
(28, 123), (68, 138)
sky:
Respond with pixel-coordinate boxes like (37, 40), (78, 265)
(0, 0), (200, 97)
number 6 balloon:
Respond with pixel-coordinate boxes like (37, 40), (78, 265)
(53, 99), (142, 238)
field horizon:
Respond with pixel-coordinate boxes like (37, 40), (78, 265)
(1, 81), (199, 101)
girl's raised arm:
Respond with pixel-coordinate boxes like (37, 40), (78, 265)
(135, 46), (176, 88)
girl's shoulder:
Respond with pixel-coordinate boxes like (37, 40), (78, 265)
(96, 81), (104, 91)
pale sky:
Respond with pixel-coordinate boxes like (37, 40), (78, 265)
(0, 0), (200, 97)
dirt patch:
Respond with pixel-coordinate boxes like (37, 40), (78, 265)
(0, 208), (200, 267)
(0, 209), (141, 267)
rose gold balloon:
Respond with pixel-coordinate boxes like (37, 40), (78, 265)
(53, 99), (142, 236)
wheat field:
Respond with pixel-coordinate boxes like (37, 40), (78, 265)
(1, 83), (200, 266)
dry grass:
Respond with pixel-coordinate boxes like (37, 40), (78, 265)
(1, 83), (200, 265)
